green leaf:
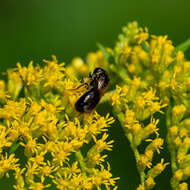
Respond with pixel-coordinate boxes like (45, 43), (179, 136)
(96, 42), (111, 60)
(175, 38), (190, 52)
(9, 142), (20, 155)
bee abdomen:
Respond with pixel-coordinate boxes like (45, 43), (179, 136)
(75, 88), (100, 113)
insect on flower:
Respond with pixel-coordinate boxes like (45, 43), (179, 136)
(75, 68), (109, 113)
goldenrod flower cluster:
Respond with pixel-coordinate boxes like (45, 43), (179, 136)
(0, 56), (118, 189)
(104, 21), (190, 189)
(1, 21), (190, 190)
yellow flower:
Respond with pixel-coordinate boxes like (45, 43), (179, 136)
(134, 27), (149, 44)
(87, 50), (107, 70)
(179, 182), (188, 190)
(145, 176), (155, 189)
(71, 57), (88, 74)
(28, 178), (51, 190)
(20, 137), (40, 157)
(147, 159), (169, 178)
(136, 184), (145, 190)
(39, 161), (57, 181)
(0, 153), (19, 178)
(169, 126), (178, 137)
(150, 138), (164, 154)
(174, 169), (183, 181)
(0, 80), (7, 101)
(8, 69), (23, 99)
(0, 125), (12, 153)
(0, 98), (26, 120)
(138, 154), (152, 169)
(25, 161), (39, 182)
(13, 168), (26, 190)
(17, 61), (42, 86)
(43, 55), (65, 88)
(93, 133), (114, 152)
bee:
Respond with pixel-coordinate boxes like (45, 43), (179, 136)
(75, 68), (109, 113)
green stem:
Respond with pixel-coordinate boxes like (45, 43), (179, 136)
(75, 150), (86, 173)
(126, 133), (145, 186)
(166, 104), (178, 189)
(115, 110), (146, 187)
(166, 105), (177, 172)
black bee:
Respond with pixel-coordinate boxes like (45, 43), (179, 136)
(75, 68), (109, 113)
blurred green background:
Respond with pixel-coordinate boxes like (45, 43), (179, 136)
(1, 0), (190, 189)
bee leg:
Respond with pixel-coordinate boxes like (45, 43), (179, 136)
(75, 82), (89, 90)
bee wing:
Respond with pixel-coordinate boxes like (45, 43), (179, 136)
(75, 88), (100, 113)
(64, 82), (89, 95)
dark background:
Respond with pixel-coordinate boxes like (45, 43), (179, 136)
(1, 0), (190, 189)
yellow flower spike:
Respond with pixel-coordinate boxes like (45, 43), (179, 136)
(145, 176), (155, 189)
(179, 182), (188, 190)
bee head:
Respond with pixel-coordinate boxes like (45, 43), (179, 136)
(91, 68), (109, 90)
(93, 68), (106, 77)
